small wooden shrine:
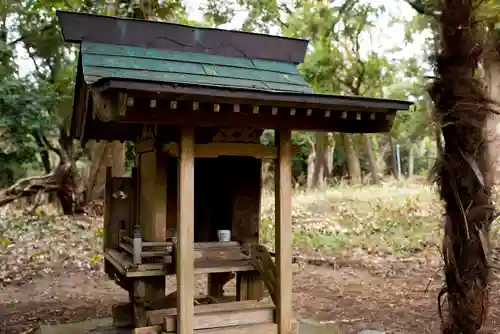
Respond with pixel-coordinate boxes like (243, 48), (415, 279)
(57, 10), (412, 334)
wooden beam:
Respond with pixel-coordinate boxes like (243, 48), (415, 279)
(275, 129), (293, 333)
(251, 245), (276, 305)
(163, 142), (281, 159)
(177, 126), (195, 334)
(104, 249), (254, 279)
(120, 99), (394, 134)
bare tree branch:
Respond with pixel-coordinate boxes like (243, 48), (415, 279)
(26, 47), (42, 75)
(8, 24), (56, 46)
(405, 0), (441, 20)
(307, 135), (316, 155)
(38, 132), (62, 156)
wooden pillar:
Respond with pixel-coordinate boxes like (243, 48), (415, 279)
(136, 128), (168, 314)
(104, 167), (113, 251)
(138, 149), (167, 241)
(177, 126), (195, 334)
(275, 129), (293, 333)
(229, 156), (264, 301)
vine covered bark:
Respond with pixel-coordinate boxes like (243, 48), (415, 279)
(430, 0), (496, 332)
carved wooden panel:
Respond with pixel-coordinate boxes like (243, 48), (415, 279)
(212, 128), (264, 144)
(229, 157), (262, 245)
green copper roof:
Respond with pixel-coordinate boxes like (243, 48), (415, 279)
(80, 42), (315, 94)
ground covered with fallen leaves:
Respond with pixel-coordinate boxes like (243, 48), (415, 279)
(1, 180), (500, 333)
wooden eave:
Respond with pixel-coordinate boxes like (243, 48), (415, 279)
(71, 78), (412, 142)
(92, 78), (412, 111)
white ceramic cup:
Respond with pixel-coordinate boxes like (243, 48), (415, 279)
(217, 230), (231, 242)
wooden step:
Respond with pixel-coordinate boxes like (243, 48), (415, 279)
(152, 301), (274, 332)
(146, 295), (238, 325)
(195, 323), (277, 333)
(132, 323), (277, 334)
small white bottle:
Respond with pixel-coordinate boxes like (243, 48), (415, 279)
(133, 224), (142, 265)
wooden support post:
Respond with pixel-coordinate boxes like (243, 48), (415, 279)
(177, 126), (195, 334)
(236, 271), (263, 301)
(275, 129), (293, 333)
(136, 131), (168, 312)
(236, 273), (249, 301)
(132, 280), (148, 327)
(130, 167), (138, 236)
(138, 149), (167, 241)
(247, 271), (264, 300)
(104, 167), (113, 251)
(208, 273), (226, 298)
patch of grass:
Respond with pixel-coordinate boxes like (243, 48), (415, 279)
(260, 180), (446, 257)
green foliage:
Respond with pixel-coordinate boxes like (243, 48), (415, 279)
(0, 78), (55, 140)
(201, 0), (235, 26)
(0, 76), (60, 185)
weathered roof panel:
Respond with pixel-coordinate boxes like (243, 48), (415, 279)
(80, 42), (315, 93)
(56, 10), (309, 63)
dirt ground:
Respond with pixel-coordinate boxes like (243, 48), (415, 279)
(1, 257), (499, 334)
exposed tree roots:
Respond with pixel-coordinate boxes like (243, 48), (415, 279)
(0, 161), (85, 214)
(431, 0), (497, 332)
(0, 162), (71, 207)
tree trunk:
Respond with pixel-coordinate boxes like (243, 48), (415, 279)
(431, 1), (494, 332)
(32, 132), (52, 174)
(306, 137), (315, 190)
(408, 143), (415, 178)
(86, 141), (107, 202)
(363, 134), (380, 184)
(56, 127), (85, 214)
(389, 135), (398, 180)
(86, 140), (126, 201)
(376, 142), (389, 173)
(325, 136), (334, 181)
(38, 150), (52, 174)
(311, 132), (328, 188)
(427, 94), (444, 159)
(484, 48), (500, 184)
(342, 134), (361, 185)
